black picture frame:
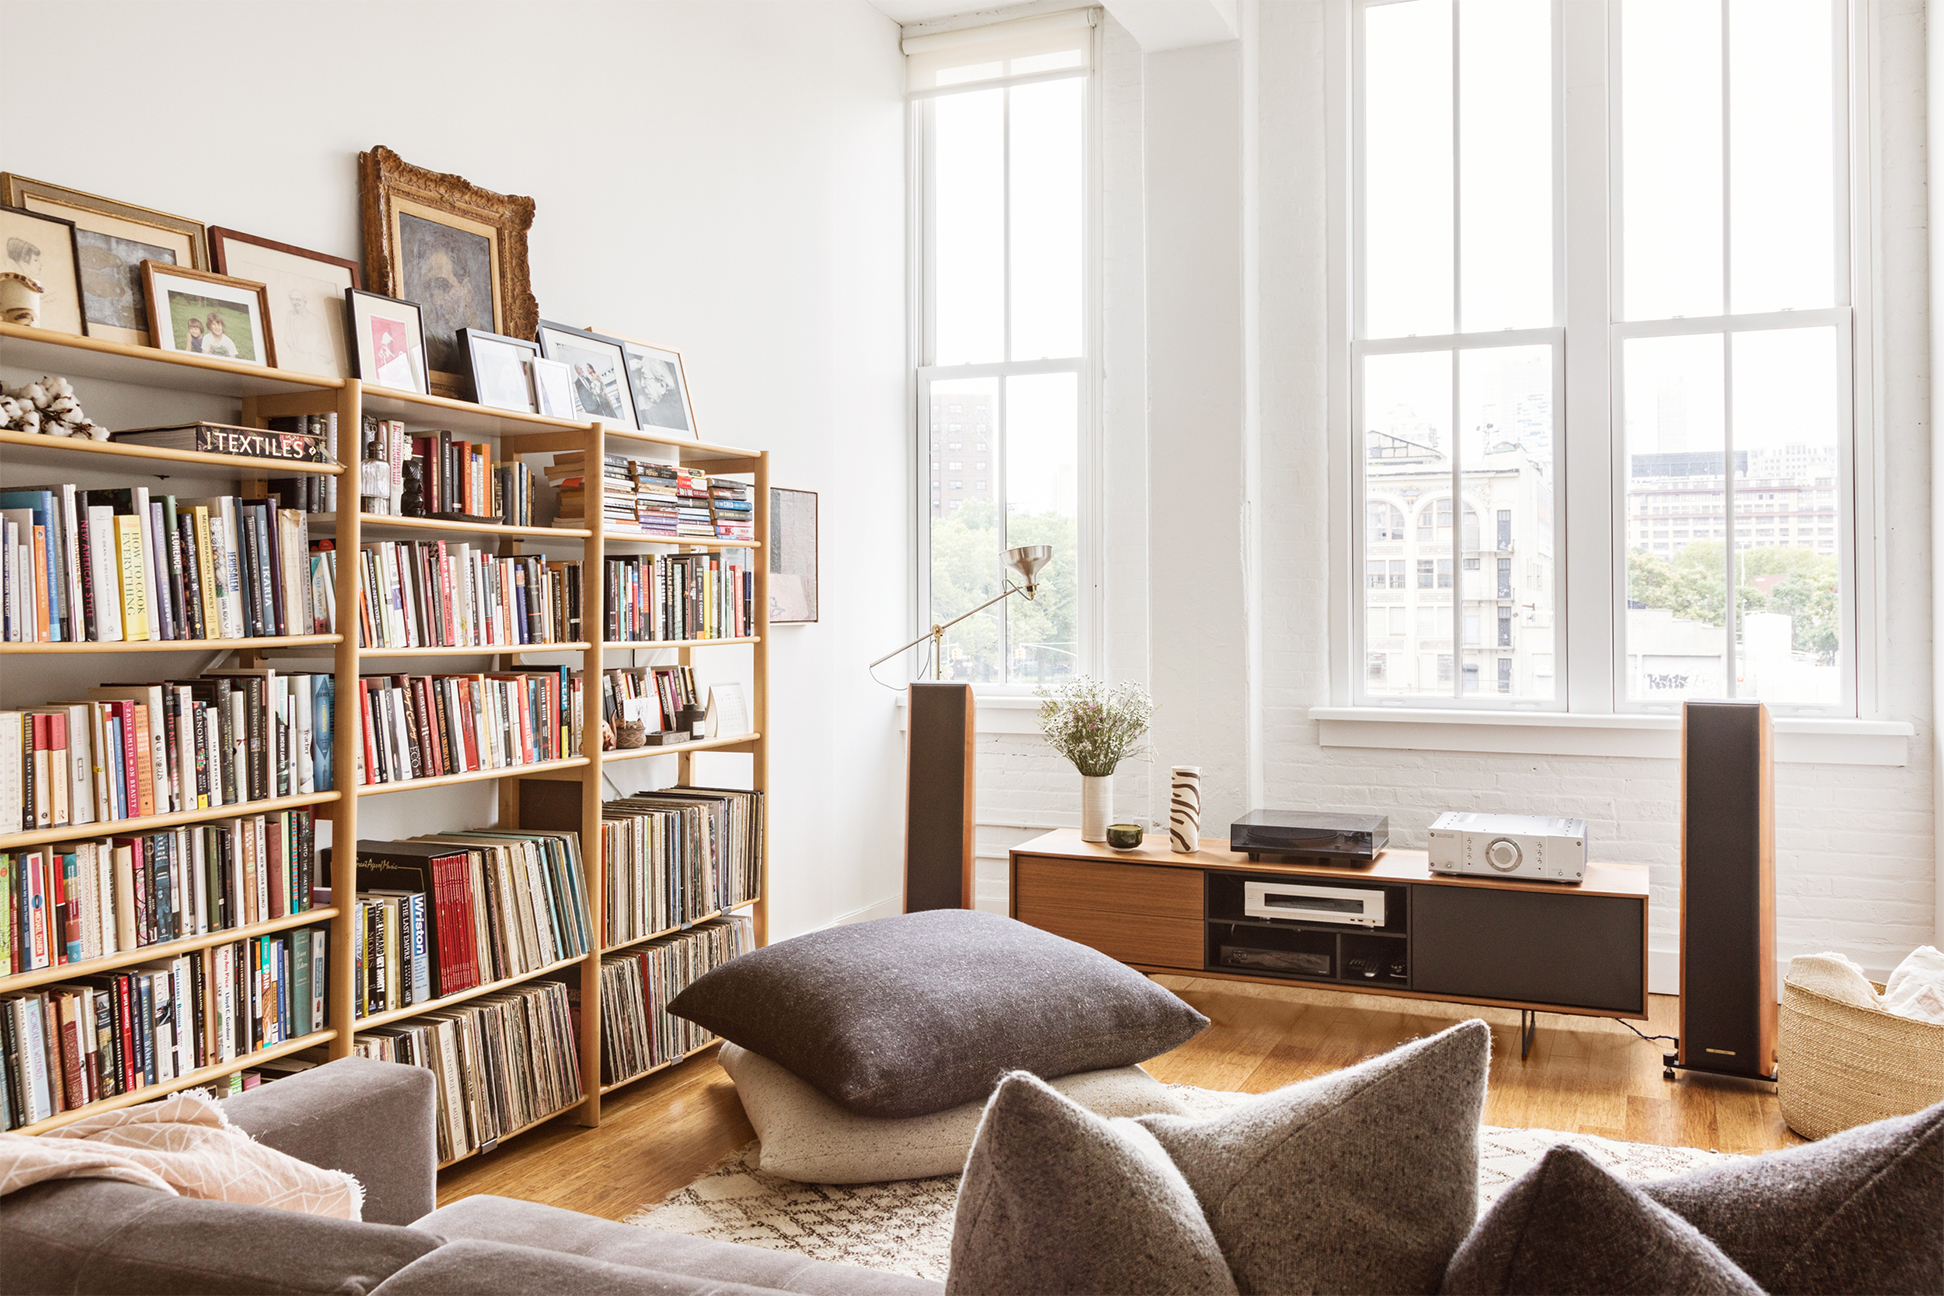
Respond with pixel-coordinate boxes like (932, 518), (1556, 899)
(345, 288), (428, 394)
(460, 326), (540, 412)
(0, 203), (87, 336)
(536, 320), (639, 429)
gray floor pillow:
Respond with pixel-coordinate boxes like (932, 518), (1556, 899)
(1441, 1145), (1764, 1296)
(1640, 1099), (1944, 1295)
(667, 909), (1208, 1119)
(947, 1071), (1238, 1296)
(1136, 1019), (1491, 1296)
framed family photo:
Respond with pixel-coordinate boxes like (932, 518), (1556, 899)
(592, 330), (698, 439)
(461, 327), (540, 413)
(359, 146), (537, 399)
(0, 204), (86, 336)
(1, 173), (206, 346)
(209, 227), (359, 380)
(346, 288), (429, 394)
(141, 262), (275, 367)
(537, 322), (637, 427)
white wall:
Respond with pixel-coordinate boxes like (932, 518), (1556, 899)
(978, 0), (1937, 984)
(0, 0), (910, 940)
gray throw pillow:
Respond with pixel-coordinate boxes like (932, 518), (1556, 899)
(1136, 1019), (1491, 1296)
(1641, 1099), (1944, 1296)
(1441, 1145), (1764, 1296)
(947, 1071), (1238, 1296)
(667, 909), (1208, 1119)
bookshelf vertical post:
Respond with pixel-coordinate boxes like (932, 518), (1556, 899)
(327, 379), (363, 1060)
(752, 451), (770, 947)
(574, 418), (608, 1126)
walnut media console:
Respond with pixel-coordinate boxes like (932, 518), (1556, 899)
(1009, 830), (1650, 1057)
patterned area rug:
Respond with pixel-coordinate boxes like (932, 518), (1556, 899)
(628, 1086), (1737, 1282)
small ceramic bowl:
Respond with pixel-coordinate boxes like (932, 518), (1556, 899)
(1105, 823), (1144, 850)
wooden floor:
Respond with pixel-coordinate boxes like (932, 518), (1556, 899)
(437, 979), (1799, 1219)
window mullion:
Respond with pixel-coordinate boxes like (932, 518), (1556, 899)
(1719, 0), (1736, 698)
(1449, 0), (1464, 698)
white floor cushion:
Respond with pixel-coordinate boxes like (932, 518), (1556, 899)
(719, 1042), (1187, 1184)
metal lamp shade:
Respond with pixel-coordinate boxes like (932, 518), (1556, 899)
(1006, 544), (1052, 592)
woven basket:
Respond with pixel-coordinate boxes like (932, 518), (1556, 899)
(1778, 978), (1944, 1139)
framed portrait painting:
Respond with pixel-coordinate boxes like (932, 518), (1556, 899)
(0, 173), (206, 346)
(0, 204), (86, 336)
(769, 488), (818, 623)
(346, 289), (429, 394)
(141, 263), (275, 367)
(536, 322), (638, 428)
(593, 331), (698, 439)
(209, 227), (359, 380)
(461, 327), (540, 413)
(359, 146), (536, 399)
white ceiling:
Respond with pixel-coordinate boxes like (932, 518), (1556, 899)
(867, 0), (1000, 24)
(866, 0), (1239, 50)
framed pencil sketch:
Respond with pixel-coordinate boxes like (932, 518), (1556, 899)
(0, 204), (86, 335)
(769, 487), (818, 623)
(1, 173), (207, 345)
(359, 145), (537, 399)
(141, 263), (276, 368)
(209, 227), (359, 379)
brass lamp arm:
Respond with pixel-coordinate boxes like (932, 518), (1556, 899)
(867, 580), (1036, 673)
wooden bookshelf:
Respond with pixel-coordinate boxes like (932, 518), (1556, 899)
(599, 1037), (724, 1096)
(601, 897), (760, 955)
(14, 1031), (338, 1136)
(0, 325), (770, 1157)
(0, 908), (341, 994)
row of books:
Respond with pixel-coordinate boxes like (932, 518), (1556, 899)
(547, 453), (635, 529)
(1, 672), (335, 834)
(597, 915), (753, 1085)
(0, 485), (329, 644)
(352, 977), (582, 1164)
(601, 666), (702, 737)
(604, 551), (754, 642)
(1, 925), (329, 1129)
(600, 788), (763, 947)
(353, 669), (582, 786)
(326, 831), (592, 1013)
(265, 413), (341, 514)
(547, 455), (754, 542)
(354, 541), (583, 650)
(357, 420), (532, 527)
(631, 463), (718, 540)
(3, 809), (319, 975)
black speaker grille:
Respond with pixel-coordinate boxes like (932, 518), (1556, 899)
(1682, 701), (1768, 1077)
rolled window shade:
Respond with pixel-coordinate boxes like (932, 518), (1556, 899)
(904, 8), (1096, 94)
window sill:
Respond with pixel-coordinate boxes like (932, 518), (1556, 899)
(893, 690), (1043, 734)
(1308, 707), (1914, 766)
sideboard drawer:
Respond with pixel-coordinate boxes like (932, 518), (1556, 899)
(1013, 855), (1204, 969)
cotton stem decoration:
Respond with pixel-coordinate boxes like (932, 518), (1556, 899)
(1036, 675), (1156, 843)
(1, 375), (104, 439)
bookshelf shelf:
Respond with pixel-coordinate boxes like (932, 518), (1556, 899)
(316, 513), (591, 541)
(356, 641), (592, 658)
(436, 1102), (581, 1171)
(0, 321), (344, 399)
(604, 637), (760, 650)
(0, 634), (343, 655)
(599, 733), (761, 764)
(0, 908), (342, 994)
(359, 385), (595, 440)
(0, 790), (343, 852)
(0, 429), (344, 478)
(598, 1037), (723, 1096)
(601, 530), (761, 550)
(351, 953), (588, 1032)
(15, 1029), (339, 1136)
(353, 757), (592, 796)
(600, 897), (760, 955)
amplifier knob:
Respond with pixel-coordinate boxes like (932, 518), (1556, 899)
(1486, 838), (1522, 871)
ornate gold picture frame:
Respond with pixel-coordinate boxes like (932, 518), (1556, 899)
(358, 146), (537, 399)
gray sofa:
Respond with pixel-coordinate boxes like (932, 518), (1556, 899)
(1, 1057), (941, 1296)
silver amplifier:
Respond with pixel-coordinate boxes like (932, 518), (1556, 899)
(1426, 812), (1587, 884)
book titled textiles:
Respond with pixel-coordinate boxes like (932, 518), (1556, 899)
(111, 422), (328, 464)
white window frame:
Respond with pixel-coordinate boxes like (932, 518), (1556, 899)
(1317, 0), (1906, 761)
(908, 25), (1102, 694)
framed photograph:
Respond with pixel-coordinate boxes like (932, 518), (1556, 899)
(0, 204), (86, 336)
(536, 322), (638, 427)
(0, 173), (206, 345)
(461, 327), (539, 412)
(209, 227), (359, 380)
(592, 330), (698, 439)
(359, 146), (537, 399)
(346, 289), (428, 394)
(141, 262), (275, 367)
(528, 357), (575, 418)
(769, 487), (818, 623)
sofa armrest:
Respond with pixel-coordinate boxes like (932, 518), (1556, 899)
(372, 1239), (786, 1296)
(221, 1056), (437, 1226)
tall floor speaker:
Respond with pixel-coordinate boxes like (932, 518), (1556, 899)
(1677, 699), (1777, 1081)
(905, 682), (974, 911)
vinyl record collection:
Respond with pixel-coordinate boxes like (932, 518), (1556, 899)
(354, 541), (582, 649)
(600, 788), (763, 946)
(352, 977), (582, 1164)
(596, 914), (753, 1086)
(354, 668), (581, 786)
(603, 550), (753, 642)
(2, 923), (329, 1129)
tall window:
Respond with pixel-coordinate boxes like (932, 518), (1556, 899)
(911, 12), (1091, 686)
(1351, 0), (1852, 714)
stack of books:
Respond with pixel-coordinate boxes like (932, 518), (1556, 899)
(4, 807), (321, 974)
(710, 479), (754, 541)
(352, 668), (581, 787)
(1, 672), (337, 832)
(354, 542), (582, 649)
(599, 665), (700, 742)
(2, 923), (330, 1129)
(497, 461), (535, 528)
(352, 977), (582, 1163)
(264, 414), (340, 513)
(674, 468), (715, 539)
(602, 551), (753, 642)
(599, 788), (763, 945)
(631, 463), (680, 537)
(0, 486), (328, 644)
(546, 453), (634, 530)
(597, 915), (754, 1086)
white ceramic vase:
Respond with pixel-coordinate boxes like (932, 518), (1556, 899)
(1080, 774), (1113, 842)
(1170, 766), (1202, 853)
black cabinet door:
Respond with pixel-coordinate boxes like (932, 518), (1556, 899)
(1413, 885), (1644, 1014)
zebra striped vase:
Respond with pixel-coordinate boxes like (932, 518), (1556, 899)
(1169, 766), (1202, 853)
